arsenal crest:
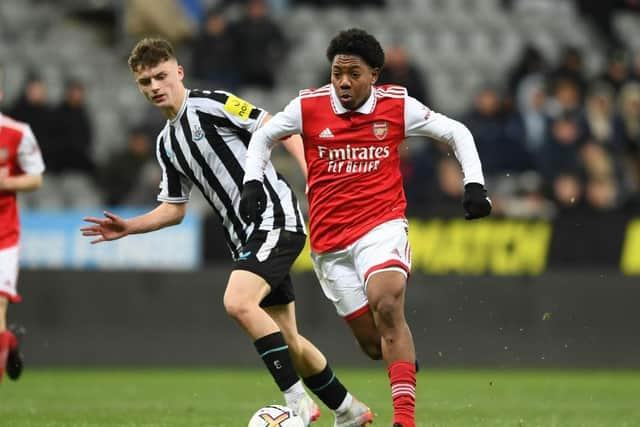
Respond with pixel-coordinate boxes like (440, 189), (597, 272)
(372, 121), (388, 140)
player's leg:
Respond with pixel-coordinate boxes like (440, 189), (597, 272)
(0, 245), (22, 383)
(344, 309), (382, 360)
(366, 272), (415, 362)
(0, 295), (8, 382)
(228, 229), (319, 424)
(368, 271), (416, 427)
(223, 269), (303, 396)
(354, 220), (416, 427)
(265, 300), (373, 426)
(263, 297), (326, 377)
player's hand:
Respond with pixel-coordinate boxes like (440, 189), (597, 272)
(463, 183), (492, 220)
(239, 180), (267, 223)
(80, 211), (129, 243)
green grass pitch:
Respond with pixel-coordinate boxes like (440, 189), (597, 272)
(1, 368), (639, 426)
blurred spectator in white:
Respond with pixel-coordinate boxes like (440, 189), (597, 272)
(124, 0), (199, 46)
(516, 74), (548, 155)
(99, 127), (158, 207)
(378, 42), (430, 105)
(50, 79), (96, 176)
(232, 0), (288, 89)
(190, 7), (238, 91)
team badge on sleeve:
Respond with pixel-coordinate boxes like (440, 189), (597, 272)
(372, 121), (388, 140)
(224, 94), (254, 120)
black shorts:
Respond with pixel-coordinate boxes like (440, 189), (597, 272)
(232, 229), (306, 308)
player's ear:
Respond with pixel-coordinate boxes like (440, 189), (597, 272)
(177, 64), (184, 81)
(370, 67), (380, 85)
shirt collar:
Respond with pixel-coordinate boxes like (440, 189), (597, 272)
(330, 84), (376, 115)
(170, 89), (190, 125)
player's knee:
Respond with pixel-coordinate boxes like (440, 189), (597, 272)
(223, 296), (251, 323)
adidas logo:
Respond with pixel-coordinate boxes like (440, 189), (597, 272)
(319, 128), (334, 138)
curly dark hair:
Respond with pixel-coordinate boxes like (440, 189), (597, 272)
(128, 38), (176, 72)
(326, 28), (385, 69)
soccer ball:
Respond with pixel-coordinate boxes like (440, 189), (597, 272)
(248, 404), (305, 427)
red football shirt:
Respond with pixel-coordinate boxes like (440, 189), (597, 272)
(299, 85), (407, 252)
(0, 113), (45, 249)
(244, 84), (485, 253)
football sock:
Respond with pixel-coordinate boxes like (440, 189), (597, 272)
(335, 392), (353, 414)
(389, 361), (416, 427)
(254, 332), (299, 392)
(283, 380), (307, 409)
(0, 330), (16, 383)
(303, 363), (350, 411)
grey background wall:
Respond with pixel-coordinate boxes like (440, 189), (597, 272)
(10, 268), (640, 367)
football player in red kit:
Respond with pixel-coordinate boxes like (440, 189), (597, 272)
(240, 29), (491, 427)
(0, 67), (45, 382)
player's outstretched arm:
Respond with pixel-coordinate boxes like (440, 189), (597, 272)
(80, 202), (187, 244)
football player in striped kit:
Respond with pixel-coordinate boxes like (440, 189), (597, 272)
(81, 38), (372, 426)
(241, 28), (491, 427)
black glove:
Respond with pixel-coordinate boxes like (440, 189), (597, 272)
(239, 180), (267, 223)
(463, 183), (492, 220)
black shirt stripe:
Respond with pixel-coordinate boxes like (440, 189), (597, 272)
(158, 136), (183, 198)
(179, 114), (248, 244)
(197, 112), (254, 148)
(168, 127), (240, 259)
(196, 111), (245, 191)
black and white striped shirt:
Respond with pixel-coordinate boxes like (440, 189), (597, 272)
(156, 89), (305, 259)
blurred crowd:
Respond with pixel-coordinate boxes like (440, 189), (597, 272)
(401, 45), (640, 220)
(6, 71), (160, 209)
(5, 0), (640, 221)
